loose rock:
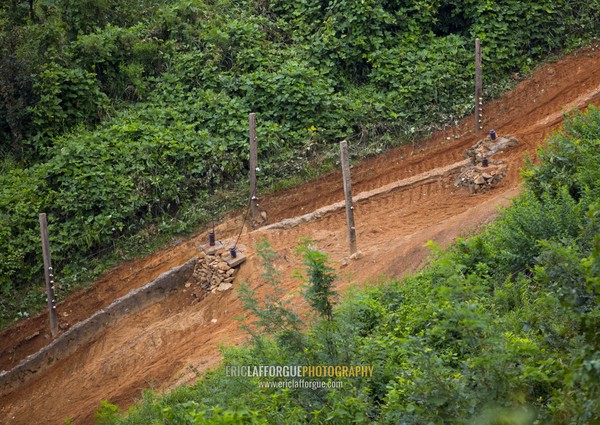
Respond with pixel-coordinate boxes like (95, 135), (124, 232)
(217, 282), (233, 292)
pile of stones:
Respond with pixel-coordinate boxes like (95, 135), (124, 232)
(455, 134), (518, 193)
(455, 163), (508, 193)
(186, 242), (246, 300)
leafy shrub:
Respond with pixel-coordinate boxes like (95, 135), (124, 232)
(30, 62), (109, 143)
(483, 188), (583, 276)
(368, 34), (474, 125)
(237, 239), (304, 351)
(524, 106), (600, 203)
(296, 241), (338, 321)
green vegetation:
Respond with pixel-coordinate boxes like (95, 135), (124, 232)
(100, 106), (600, 424)
(1, 1), (599, 325)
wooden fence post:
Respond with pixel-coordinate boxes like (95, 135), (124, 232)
(249, 113), (259, 223)
(475, 38), (483, 134)
(39, 213), (59, 337)
(340, 140), (357, 255)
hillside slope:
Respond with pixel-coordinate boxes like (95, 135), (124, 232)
(0, 45), (599, 424)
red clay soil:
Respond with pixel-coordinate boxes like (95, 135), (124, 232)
(1, 44), (600, 425)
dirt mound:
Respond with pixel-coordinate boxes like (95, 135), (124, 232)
(1, 44), (600, 425)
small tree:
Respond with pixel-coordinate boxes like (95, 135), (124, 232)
(297, 240), (338, 321)
(237, 238), (304, 351)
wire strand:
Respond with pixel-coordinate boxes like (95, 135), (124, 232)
(232, 187), (256, 250)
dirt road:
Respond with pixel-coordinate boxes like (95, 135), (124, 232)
(1, 45), (599, 424)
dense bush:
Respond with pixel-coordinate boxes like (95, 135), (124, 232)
(0, 0), (599, 325)
(102, 107), (600, 424)
(3, 0), (598, 150)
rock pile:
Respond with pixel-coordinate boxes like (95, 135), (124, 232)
(455, 134), (518, 193)
(186, 246), (245, 300)
(455, 163), (508, 193)
(463, 135), (518, 165)
(194, 250), (236, 290)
